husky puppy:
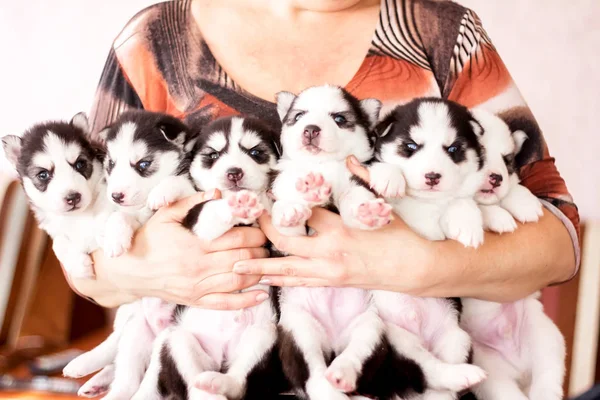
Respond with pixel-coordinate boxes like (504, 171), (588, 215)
(271, 85), (405, 400)
(64, 111), (198, 400)
(461, 109), (564, 400)
(132, 116), (282, 400)
(2, 113), (110, 279)
(369, 98), (489, 400)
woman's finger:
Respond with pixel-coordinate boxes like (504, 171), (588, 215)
(163, 190), (221, 220)
(306, 207), (343, 232)
(346, 156), (370, 182)
(203, 247), (270, 273)
(199, 271), (262, 294)
(206, 226), (267, 252)
(193, 290), (270, 310)
(233, 255), (326, 279)
(259, 275), (332, 288)
(258, 214), (326, 257)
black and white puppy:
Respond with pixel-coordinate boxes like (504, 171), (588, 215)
(133, 116), (282, 400)
(272, 85), (398, 400)
(64, 111), (198, 400)
(461, 109), (564, 400)
(2, 113), (110, 279)
(369, 98), (488, 400)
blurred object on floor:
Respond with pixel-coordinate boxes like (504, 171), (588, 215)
(573, 384), (600, 400)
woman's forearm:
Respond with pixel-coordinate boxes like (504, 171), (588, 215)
(419, 208), (576, 302)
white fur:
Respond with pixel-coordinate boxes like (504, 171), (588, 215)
(462, 109), (564, 400)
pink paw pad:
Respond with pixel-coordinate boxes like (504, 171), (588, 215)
(356, 199), (393, 228)
(296, 172), (332, 204)
(325, 368), (356, 393)
(279, 205), (312, 227)
(227, 190), (264, 220)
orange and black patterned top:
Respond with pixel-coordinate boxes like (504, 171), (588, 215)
(89, 0), (580, 272)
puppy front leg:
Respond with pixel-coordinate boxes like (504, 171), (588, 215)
(77, 365), (115, 398)
(102, 313), (155, 400)
(480, 204), (517, 234)
(338, 184), (392, 230)
(194, 320), (278, 400)
(440, 198), (484, 248)
(325, 305), (385, 393)
(500, 184), (544, 224)
(63, 329), (121, 378)
(103, 211), (139, 258)
(147, 174), (197, 210)
(367, 162), (406, 198)
(52, 235), (94, 279)
(183, 190), (264, 241)
(280, 305), (349, 400)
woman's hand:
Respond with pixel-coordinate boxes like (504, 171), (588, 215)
(233, 205), (435, 294)
(71, 191), (270, 309)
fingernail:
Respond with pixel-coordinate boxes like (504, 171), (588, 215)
(349, 155), (360, 166)
(233, 263), (249, 274)
(259, 278), (271, 285)
(256, 292), (269, 302)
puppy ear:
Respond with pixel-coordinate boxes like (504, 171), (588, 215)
(359, 98), (382, 129)
(2, 135), (23, 169)
(275, 91), (296, 121)
(70, 112), (90, 135)
(158, 116), (190, 148)
(512, 130), (528, 154)
(96, 127), (110, 145)
(470, 119), (484, 137)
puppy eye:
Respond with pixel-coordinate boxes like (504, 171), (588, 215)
(446, 143), (460, 154)
(136, 160), (152, 172)
(332, 114), (347, 125)
(74, 159), (87, 171)
(294, 112), (305, 122)
(249, 148), (262, 157)
(108, 159), (115, 169)
(37, 170), (50, 181)
(406, 142), (418, 151)
(208, 151), (220, 160)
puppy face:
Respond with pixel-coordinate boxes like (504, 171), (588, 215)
(190, 117), (278, 196)
(100, 111), (192, 208)
(471, 109), (528, 205)
(376, 98), (485, 200)
(2, 113), (102, 214)
(276, 85), (381, 162)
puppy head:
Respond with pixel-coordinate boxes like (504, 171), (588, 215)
(276, 85), (381, 162)
(375, 98), (485, 200)
(99, 111), (192, 208)
(2, 113), (102, 214)
(190, 116), (278, 196)
(471, 109), (528, 205)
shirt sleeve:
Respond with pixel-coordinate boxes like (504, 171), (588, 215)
(440, 8), (580, 276)
(88, 47), (144, 137)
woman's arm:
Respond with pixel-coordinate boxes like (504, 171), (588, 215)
(67, 192), (270, 309)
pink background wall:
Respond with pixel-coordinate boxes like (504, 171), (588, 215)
(1, 1), (598, 219)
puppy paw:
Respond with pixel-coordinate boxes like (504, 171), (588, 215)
(272, 202), (312, 228)
(368, 163), (406, 198)
(325, 357), (358, 393)
(441, 200), (484, 248)
(147, 187), (180, 210)
(227, 190), (264, 224)
(296, 172), (332, 205)
(190, 390), (227, 400)
(501, 185), (544, 224)
(103, 213), (134, 257)
(481, 205), (517, 234)
(63, 253), (95, 279)
(78, 383), (109, 398)
(194, 371), (241, 398)
(353, 199), (393, 230)
(438, 363), (487, 392)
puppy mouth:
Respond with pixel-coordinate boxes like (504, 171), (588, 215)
(480, 189), (495, 194)
(302, 144), (322, 154)
(66, 205), (81, 212)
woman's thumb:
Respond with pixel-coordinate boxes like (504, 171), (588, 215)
(346, 155), (371, 183)
(166, 189), (221, 218)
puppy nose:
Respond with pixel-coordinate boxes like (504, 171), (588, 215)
(303, 125), (321, 139)
(425, 172), (442, 186)
(226, 168), (244, 182)
(65, 192), (81, 206)
(489, 173), (503, 188)
(111, 192), (125, 204)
